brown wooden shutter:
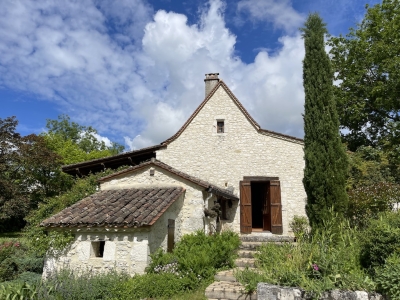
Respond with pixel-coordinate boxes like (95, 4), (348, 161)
(167, 219), (175, 252)
(240, 181), (252, 233)
(269, 180), (283, 234)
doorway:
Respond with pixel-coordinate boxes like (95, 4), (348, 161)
(240, 177), (282, 234)
(251, 182), (270, 231)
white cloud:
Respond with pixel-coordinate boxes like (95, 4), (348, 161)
(0, 0), (306, 151)
(237, 0), (304, 33)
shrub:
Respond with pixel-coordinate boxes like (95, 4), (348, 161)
(359, 211), (400, 272)
(148, 230), (239, 283)
(37, 269), (129, 300)
(0, 240), (43, 282)
(347, 183), (400, 228)
(375, 252), (400, 300)
(111, 272), (197, 300)
(289, 215), (309, 241)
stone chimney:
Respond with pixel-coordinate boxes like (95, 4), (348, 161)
(204, 73), (219, 97)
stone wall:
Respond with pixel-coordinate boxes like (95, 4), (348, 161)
(156, 85), (307, 234)
(257, 283), (384, 300)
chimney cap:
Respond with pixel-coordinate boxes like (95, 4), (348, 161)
(204, 73), (219, 81)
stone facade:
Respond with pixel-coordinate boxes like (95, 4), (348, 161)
(156, 84), (306, 234)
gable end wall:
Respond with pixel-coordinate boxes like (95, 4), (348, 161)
(156, 86), (307, 234)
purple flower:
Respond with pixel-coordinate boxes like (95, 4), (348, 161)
(312, 263), (319, 271)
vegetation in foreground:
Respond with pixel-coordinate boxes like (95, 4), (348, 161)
(0, 230), (239, 299)
(236, 211), (400, 299)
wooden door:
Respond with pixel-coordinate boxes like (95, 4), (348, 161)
(240, 181), (252, 233)
(269, 180), (283, 234)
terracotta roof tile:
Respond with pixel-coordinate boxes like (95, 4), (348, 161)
(41, 187), (185, 228)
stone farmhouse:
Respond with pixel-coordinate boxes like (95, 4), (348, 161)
(41, 73), (307, 276)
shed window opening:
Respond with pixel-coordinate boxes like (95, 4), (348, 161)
(217, 121), (224, 133)
(91, 241), (105, 258)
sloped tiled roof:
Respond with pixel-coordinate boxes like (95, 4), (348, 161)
(98, 159), (239, 201)
(40, 187), (185, 228)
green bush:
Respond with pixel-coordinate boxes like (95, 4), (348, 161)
(111, 272), (197, 300)
(36, 269), (129, 300)
(0, 240), (44, 282)
(347, 183), (400, 228)
(289, 215), (309, 241)
(375, 252), (400, 300)
(148, 230), (240, 283)
(359, 211), (400, 272)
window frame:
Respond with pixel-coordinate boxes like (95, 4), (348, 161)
(217, 120), (224, 133)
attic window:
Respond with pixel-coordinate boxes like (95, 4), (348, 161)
(91, 241), (105, 258)
(217, 121), (224, 133)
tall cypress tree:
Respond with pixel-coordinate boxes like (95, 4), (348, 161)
(301, 14), (348, 229)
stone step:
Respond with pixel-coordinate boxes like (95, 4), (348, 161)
(235, 258), (256, 268)
(237, 249), (256, 258)
(240, 234), (295, 243)
(205, 280), (257, 300)
(239, 241), (264, 250)
(215, 269), (237, 282)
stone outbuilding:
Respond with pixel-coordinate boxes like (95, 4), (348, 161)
(42, 73), (307, 276)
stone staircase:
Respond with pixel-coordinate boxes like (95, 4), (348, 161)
(205, 233), (295, 300)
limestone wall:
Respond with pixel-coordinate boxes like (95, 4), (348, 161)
(156, 86), (307, 234)
(43, 229), (151, 277)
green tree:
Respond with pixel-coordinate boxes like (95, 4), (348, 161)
(45, 114), (124, 154)
(329, 0), (400, 167)
(43, 115), (124, 165)
(301, 14), (348, 229)
(0, 117), (65, 231)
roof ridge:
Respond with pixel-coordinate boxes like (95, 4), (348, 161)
(98, 159), (238, 201)
(161, 79), (302, 145)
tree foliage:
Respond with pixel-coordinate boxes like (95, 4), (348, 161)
(43, 115), (124, 165)
(0, 117), (65, 229)
(329, 0), (400, 160)
(0, 115), (125, 231)
(301, 14), (348, 229)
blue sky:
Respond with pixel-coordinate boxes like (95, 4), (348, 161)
(0, 0), (380, 150)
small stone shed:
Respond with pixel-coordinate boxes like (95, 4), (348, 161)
(41, 159), (238, 276)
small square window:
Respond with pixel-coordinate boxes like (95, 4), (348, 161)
(217, 121), (224, 133)
(91, 241), (105, 258)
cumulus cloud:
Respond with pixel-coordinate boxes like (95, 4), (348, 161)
(0, 0), (306, 151)
(237, 0), (304, 33)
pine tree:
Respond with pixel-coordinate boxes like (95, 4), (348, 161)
(301, 14), (348, 229)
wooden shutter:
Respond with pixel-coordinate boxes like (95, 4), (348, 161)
(269, 180), (283, 234)
(240, 181), (252, 233)
(167, 219), (175, 252)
